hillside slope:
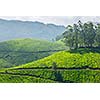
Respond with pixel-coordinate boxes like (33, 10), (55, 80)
(0, 38), (67, 68)
(0, 51), (100, 83)
(15, 51), (100, 69)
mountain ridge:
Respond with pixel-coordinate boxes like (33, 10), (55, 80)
(0, 18), (65, 41)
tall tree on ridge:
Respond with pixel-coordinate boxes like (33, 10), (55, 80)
(95, 24), (100, 47)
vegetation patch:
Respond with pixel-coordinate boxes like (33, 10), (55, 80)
(0, 38), (67, 68)
(15, 51), (100, 69)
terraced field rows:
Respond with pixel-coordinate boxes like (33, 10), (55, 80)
(0, 68), (100, 83)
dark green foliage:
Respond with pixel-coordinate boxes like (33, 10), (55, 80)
(70, 47), (100, 53)
(52, 62), (57, 70)
(62, 21), (100, 49)
(0, 59), (13, 68)
(95, 24), (100, 47)
(54, 71), (63, 82)
(0, 38), (66, 68)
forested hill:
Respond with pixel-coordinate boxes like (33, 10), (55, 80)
(0, 19), (65, 41)
(0, 38), (67, 68)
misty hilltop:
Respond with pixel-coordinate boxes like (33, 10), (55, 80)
(0, 19), (65, 41)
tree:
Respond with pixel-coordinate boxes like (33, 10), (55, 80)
(73, 24), (79, 49)
(78, 20), (85, 47)
(61, 20), (98, 49)
(52, 62), (57, 71)
(95, 24), (100, 47)
(83, 22), (96, 47)
(63, 25), (74, 49)
(52, 62), (63, 82)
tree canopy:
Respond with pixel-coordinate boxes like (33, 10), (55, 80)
(61, 20), (100, 49)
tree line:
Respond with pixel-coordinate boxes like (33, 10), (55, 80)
(60, 20), (100, 49)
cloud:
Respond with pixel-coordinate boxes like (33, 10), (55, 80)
(0, 16), (100, 26)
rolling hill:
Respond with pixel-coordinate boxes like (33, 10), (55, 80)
(0, 19), (65, 41)
(14, 51), (100, 69)
(0, 38), (67, 68)
(0, 41), (100, 83)
(0, 50), (98, 83)
(0, 50), (100, 82)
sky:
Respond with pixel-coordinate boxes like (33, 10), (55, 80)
(0, 16), (100, 26)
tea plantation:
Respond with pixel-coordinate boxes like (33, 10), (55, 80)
(0, 50), (100, 83)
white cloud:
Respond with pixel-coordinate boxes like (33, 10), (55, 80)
(0, 16), (100, 26)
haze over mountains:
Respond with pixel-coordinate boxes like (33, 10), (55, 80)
(0, 19), (65, 41)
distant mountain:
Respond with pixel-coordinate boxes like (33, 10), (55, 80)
(0, 19), (65, 41)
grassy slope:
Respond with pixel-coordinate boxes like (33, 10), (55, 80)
(15, 50), (100, 69)
(0, 38), (67, 68)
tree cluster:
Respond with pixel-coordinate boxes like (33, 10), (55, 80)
(62, 20), (100, 49)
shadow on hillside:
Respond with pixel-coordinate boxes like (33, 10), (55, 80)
(70, 47), (100, 54)
(54, 71), (74, 83)
(54, 71), (63, 82)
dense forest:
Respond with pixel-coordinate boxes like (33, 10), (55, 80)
(59, 21), (100, 49)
